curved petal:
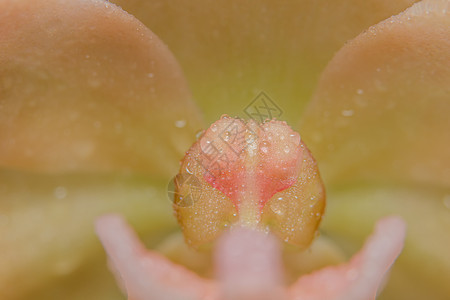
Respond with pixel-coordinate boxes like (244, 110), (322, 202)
(289, 217), (406, 300)
(111, 0), (416, 124)
(322, 185), (450, 300)
(95, 215), (218, 300)
(299, 0), (450, 187)
(0, 0), (203, 176)
(96, 215), (405, 300)
(0, 171), (175, 299)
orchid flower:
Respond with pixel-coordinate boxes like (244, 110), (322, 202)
(0, 0), (449, 300)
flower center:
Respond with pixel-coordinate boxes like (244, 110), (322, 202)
(173, 115), (325, 249)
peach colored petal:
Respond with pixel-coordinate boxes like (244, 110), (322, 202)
(289, 217), (406, 300)
(299, 0), (450, 187)
(0, 0), (203, 176)
(111, 0), (416, 124)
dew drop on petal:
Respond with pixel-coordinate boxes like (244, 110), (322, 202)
(443, 194), (450, 209)
(284, 145), (291, 154)
(341, 109), (354, 117)
(54, 186), (67, 199)
(175, 119), (186, 128)
(195, 130), (205, 140)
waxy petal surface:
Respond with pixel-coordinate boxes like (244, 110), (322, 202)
(300, 0), (450, 187)
(0, 0), (203, 176)
(0, 0), (199, 298)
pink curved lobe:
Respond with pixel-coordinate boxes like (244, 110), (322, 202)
(95, 215), (405, 300)
(288, 217), (406, 300)
(95, 215), (217, 300)
(215, 227), (287, 300)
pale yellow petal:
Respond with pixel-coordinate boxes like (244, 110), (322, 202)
(299, 0), (450, 187)
(111, 0), (416, 124)
(322, 185), (450, 300)
(0, 0), (203, 176)
(0, 171), (174, 299)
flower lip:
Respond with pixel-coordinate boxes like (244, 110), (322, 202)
(95, 215), (406, 300)
(174, 116), (325, 249)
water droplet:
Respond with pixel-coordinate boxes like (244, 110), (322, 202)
(223, 131), (231, 141)
(88, 78), (101, 88)
(147, 73), (154, 78)
(211, 124), (217, 132)
(185, 163), (193, 174)
(284, 145), (290, 154)
(93, 121), (102, 129)
(443, 194), (450, 209)
(260, 140), (270, 154)
(195, 130), (205, 140)
(357, 89), (364, 95)
(54, 186), (67, 199)
(272, 207), (283, 215)
(114, 122), (123, 133)
(175, 119), (186, 128)
(341, 109), (354, 117)
(53, 258), (79, 276)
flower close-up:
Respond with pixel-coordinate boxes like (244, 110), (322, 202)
(0, 0), (449, 299)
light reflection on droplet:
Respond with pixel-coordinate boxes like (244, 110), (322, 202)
(284, 145), (290, 154)
(54, 186), (67, 199)
(341, 109), (354, 117)
(443, 194), (450, 209)
(175, 119), (186, 128)
(195, 130), (204, 140)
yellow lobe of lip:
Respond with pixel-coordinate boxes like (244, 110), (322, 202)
(173, 116), (326, 249)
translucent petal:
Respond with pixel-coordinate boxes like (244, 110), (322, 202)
(111, 0), (416, 124)
(95, 215), (217, 300)
(0, 171), (174, 299)
(289, 217), (406, 300)
(300, 0), (450, 187)
(0, 0), (203, 176)
(322, 185), (450, 300)
(96, 214), (405, 300)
